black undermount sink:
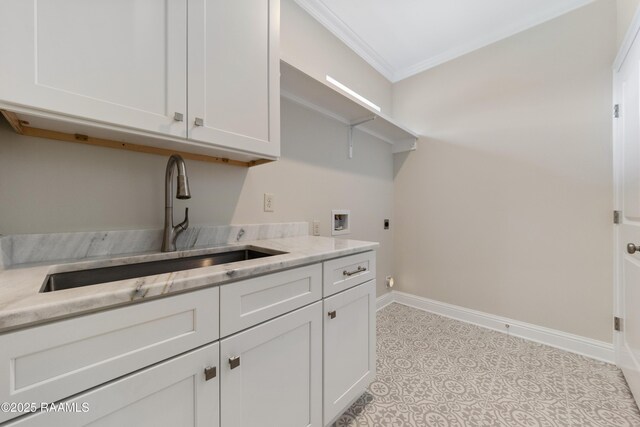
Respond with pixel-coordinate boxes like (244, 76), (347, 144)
(40, 248), (286, 293)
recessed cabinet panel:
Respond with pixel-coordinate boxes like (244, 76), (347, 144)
(0, 0), (187, 138)
(324, 280), (376, 425)
(4, 343), (219, 427)
(221, 302), (322, 427)
(188, 0), (280, 157)
(0, 287), (219, 424)
(220, 264), (322, 336)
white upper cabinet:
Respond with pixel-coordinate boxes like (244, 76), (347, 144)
(0, 0), (280, 161)
(0, 0), (188, 138)
(188, 0), (280, 158)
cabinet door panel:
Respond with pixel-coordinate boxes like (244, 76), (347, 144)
(0, 0), (187, 137)
(0, 286), (218, 424)
(188, 0), (280, 157)
(221, 302), (322, 427)
(4, 343), (219, 427)
(324, 280), (376, 425)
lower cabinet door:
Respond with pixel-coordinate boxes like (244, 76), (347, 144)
(221, 301), (322, 427)
(5, 342), (220, 427)
(323, 280), (376, 426)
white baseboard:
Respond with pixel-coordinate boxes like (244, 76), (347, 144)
(376, 290), (614, 364)
(376, 291), (394, 311)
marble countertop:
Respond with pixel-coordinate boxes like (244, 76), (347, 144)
(0, 236), (378, 333)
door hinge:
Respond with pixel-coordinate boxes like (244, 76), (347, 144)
(614, 104), (620, 118)
(614, 210), (621, 224)
(614, 316), (622, 332)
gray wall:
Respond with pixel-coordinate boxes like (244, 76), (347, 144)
(392, 0), (616, 342)
(0, 0), (628, 339)
(0, 0), (395, 296)
(0, 99), (394, 297)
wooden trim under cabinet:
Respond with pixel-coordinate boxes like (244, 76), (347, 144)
(0, 110), (273, 167)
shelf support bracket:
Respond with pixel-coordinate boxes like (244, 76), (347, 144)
(348, 115), (376, 159)
(392, 137), (419, 154)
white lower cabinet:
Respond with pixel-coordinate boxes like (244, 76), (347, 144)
(0, 286), (219, 424)
(0, 255), (376, 427)
(323, 280), (376, 426)
(220, 301), (323, 427)
(5, 342), (220, 427)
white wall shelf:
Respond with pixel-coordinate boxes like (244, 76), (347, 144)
(280, 61), (418, 153)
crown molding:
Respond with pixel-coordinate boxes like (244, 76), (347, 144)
(614, 0), (640, 71)
(296, 0), (596, 83)
(294, 0), (396, 82)
(395, 0), (596, 81)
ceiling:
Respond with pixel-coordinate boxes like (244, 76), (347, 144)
(295, 0), (596, 82)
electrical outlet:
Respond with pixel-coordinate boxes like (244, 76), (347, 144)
(312, 220), (320, 236)
(264, 193), (274, 212)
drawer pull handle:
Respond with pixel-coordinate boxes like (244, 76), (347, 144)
(194, 117), (204, 126)
(229, 356), (240, 369)
(328, 310), (337, 319)
(343, 266), (366, 277)
(173, 112), (184, 122)
(204, 366), (217, 381)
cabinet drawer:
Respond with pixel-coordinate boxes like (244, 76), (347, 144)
(4, 342), (219, 427)
(0, 287), (219, 424)
(220, 264), (322, 337)
(323, 251), (376, 297)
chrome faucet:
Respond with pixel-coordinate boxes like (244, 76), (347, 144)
(161, 154), (191, 252)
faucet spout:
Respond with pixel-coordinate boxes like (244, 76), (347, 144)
(162, 155), (192, 252)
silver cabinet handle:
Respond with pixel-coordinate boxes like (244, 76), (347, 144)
(628, 243), (640, 254)
(204, 366), (217, 381)
(343, 266), (366, 277)
(328, 310), (336, 319)
(173, 112), (184, 122)
(229, 356), (240, 369)
(194, 117), (204, 126)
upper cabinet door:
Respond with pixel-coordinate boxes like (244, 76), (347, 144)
(0, 0), (187, 138)
(187, 0), (280, 158)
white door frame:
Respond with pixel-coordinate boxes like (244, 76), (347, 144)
(613, 67), (622, 367)
(614, 4), (640, 382)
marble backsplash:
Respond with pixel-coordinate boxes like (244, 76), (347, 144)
(0, 222), (309, 268)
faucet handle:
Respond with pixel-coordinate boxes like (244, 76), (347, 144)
(183, 207), (189, 228)
(176, 207), (189, 232)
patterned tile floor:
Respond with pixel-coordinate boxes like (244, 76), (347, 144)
(336, 303), (640, 427)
